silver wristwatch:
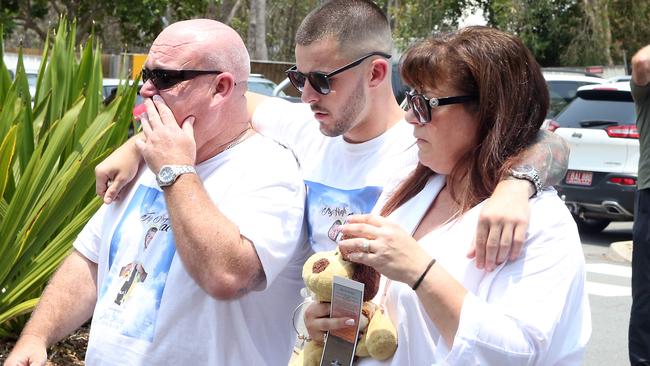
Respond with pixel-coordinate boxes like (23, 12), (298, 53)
(156, 165), (197, 187)
(509, 165), (543, 197)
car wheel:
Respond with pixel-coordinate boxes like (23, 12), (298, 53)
(573, 215), (610, 234)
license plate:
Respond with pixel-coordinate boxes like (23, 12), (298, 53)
(565, 170), (593, 186)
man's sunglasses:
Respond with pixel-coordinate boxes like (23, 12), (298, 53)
(286, 51), (391, 95)
(406, 90), (477, 124)
(142, 68), (222, 90)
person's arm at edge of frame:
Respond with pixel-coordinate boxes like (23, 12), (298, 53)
(95, 91), (271, 205)
(632, 44), (650, 86)
(470, 130), (570, 270)
(4, 250), (98, 366)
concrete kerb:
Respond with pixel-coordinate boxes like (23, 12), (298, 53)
(608, 240), (633, 263)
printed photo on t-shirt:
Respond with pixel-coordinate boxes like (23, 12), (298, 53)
(305, 180), (382, 253)
(94, 185), (176, 342)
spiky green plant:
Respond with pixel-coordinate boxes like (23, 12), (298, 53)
(0, 19), (138, 338)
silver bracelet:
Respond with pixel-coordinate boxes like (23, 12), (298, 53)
(291, 299), (313, 342)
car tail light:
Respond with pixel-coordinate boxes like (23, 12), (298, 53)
(546, 120), (560, 132)
(606, 125), (639, 138)
(609, 177), (637, 185)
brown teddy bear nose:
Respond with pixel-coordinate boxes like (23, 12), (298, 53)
(312, 258), (330, 273)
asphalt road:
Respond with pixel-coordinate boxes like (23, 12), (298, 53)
(581, 221), (633, 365)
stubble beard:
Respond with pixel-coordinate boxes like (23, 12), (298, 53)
(319, 78), (366, 137)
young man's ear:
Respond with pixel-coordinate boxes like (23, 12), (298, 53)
(368, 59), (390, 88)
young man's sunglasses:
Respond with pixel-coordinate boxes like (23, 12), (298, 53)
(142, 68), (223, 90)
(406, 90), (477, 124)
(286, 51), (391, 95)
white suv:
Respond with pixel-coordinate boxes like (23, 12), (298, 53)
(552, 82), (638, 233)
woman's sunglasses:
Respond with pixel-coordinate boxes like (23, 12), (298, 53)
(286, 51), (391, 95)
(406, 90), (477, 124)
(142, 68), (223, 90)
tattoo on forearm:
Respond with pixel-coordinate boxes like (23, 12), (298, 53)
(517, 130), (570, 188)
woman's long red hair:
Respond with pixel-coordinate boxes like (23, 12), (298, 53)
(381, 26), (549, 217)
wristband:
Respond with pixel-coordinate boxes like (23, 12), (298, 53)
(412, 258), (436, 291)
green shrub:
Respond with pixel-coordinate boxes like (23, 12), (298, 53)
(0, 19), (138, 338)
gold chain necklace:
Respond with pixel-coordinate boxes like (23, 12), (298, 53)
(222, 126), (253, 153)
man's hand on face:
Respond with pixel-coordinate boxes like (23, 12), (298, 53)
(136, 95), (197, 173)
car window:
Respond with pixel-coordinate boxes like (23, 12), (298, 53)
(26, 73), (37, 87)
(103, 86), (116, 98)
(103, 84), (143, 106)
(248, 80), (286, 96)
(555, 98), (636, 128)
(546, 81), (600, 118)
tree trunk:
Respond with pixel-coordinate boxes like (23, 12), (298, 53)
(600, 0), (613, 66)
(583, 0), (613, 65)
(224, 0), (243, 25)
(205, 0), (219, 21)
(247, 0), (268, 60)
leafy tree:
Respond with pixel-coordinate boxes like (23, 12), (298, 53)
(481, 0), (583, 67)
(559, 0), (613, 66)
(265, 0), (316, 62)
(0, 0), (207, 52)
(383, 0), (473, 52)
(609, 0), (650, 67)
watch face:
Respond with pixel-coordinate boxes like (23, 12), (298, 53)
(158, 166), (175, 184)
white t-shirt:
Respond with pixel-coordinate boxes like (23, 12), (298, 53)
(74, 134), (309, 365)
(360, 175), (591, 365)
(253, 97), (417, 252)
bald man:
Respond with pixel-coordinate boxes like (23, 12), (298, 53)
(5, 20), (308, 365)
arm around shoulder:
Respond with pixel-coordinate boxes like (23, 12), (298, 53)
(95, 134), (143, 204)
(472, 130), (569, 269)
(510, 129), (569, 188)
(246, 91), (270, 123)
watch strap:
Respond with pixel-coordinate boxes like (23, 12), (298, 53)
(156, 165), (196, 187)
(509, 167), (543, 198)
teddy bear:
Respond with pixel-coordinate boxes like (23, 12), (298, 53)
(291, 248), (398, 366)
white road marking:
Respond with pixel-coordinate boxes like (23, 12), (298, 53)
(586, 281), (630, 297)
(585, 263), (631, 278)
